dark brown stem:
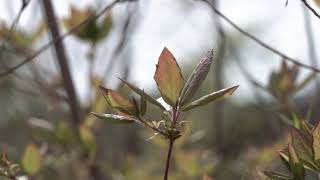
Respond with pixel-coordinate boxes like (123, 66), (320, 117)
(300, 0), (320, 20)
(0, 0), (126, 78)
(164, 138), (174, 180)
(42, 0), (81, 131)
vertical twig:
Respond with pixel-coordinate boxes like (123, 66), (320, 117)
(302, 4), (319, 88)
(301, 3), (319, 124)
(164, 138), (174, 180)
(42, 0), (81, 130)
(211, 0), (226, 153)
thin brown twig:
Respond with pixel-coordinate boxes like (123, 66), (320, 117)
(102, 3), (136, 84)
(0, 0), (134, 78)
(301, 3), (319, 88)
(0, 0), (30, 51)
(203, 0), (320, 74)
(42, 0), (81, 129)
(0, 0), (31, 81)
(163, 138), (174, 180)
(300, 0), (320, 20)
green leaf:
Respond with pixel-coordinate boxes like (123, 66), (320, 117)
(55, 121), (75, 144)
(21, 144), (42, 175)
(120, 79), (166, 111)
(313, 120), (320, 166)
(154, 47), (184, 107)
(279, 151), (290, 171)
(291, 128), (314, 165)
(263, 171), (293, 180)
(288, 143), (305, 180)
(292, 113), (301, 130)
(140, 95), (147, 116)
(63, 6), (95, 41)
(91, 112), (136, 124)
(99, 86), (138, 116)
(182, 85), (239, 111)
(179, 48), (214, 106)
(79, 125), (96, 156)
(96, 12), (112, 41)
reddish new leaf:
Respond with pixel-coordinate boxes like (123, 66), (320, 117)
(99, 86), (138, 116)
(154, 47), (184, 107)
(313, 120), (320, 165)
(291, 128), (314, 164)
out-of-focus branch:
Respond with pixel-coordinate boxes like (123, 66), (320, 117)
(301, 3), (319, 124)
(0, 0), (30, 51)
(302, 4), (319, 88)
(102, 3), (136, 84)
(0, 0), (135, 78)
(202, 0), (320, 74)
(0, 0), (31, 81)
(211, 0), (226, 153)
(42, 0), (80, 130)
(300, 0), (320, 20)
(228, 40), (283, 137)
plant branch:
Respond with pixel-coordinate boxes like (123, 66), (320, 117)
(164, 138), (174, 180)
(0, 0), (31, 80)
(0, 0), (135, 78)
(202, 0), (320, 74)
(42, 0), (80, 130)
(211, 0), (226, 153)
(300, 0), (320, 20)
(0, 0), (30, 51)
(302, 3), (319, 88)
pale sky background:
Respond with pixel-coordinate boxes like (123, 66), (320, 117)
(1, 0), (320, 104)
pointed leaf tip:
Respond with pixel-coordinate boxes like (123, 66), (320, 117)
(154, 47), (184, 107)
(263, 171), (293, 180)
(99, 86), (138, 116)
(91, 112), (136, 124)
(119, 78), (166, 111)
(182, 85), (239, 111)
(179, 48), (214, 106)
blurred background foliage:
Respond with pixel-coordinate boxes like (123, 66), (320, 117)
(1, 0), (320, 179)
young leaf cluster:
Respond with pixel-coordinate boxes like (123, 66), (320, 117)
(92, 47), (238, 178)
(267, 61), (315, 100)
(63, 6), (112, 44)
(264, 117), (320, 180)
(0, 151), (20, 179)
(92, 47), (238, 139)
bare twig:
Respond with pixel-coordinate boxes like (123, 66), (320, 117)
(300, 0), (320, 20)
(0, 0), (31, 80)
(0, 0), (30, 51)
(211, 0), (226, 153)
(102, 3), (137, 84)
(202, 0), (320, 74)
(42, 0), (80, 129)
(0, 0), (134, 78)
(164, 138), (174, 180)
(302, 4), (319, 88)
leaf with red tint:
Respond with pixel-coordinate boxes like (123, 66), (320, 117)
(99, 86), (138, 116)
(154, 47), (184, 107)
